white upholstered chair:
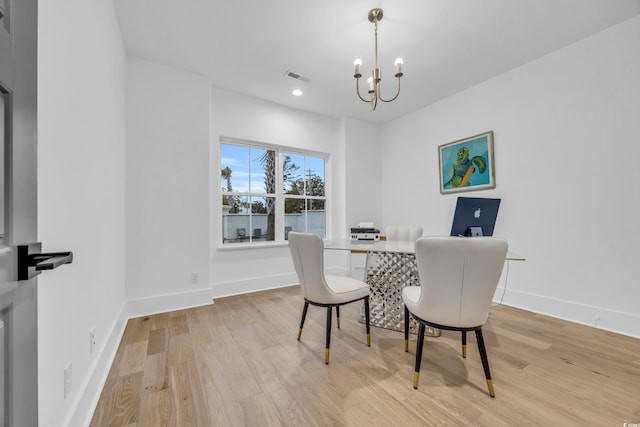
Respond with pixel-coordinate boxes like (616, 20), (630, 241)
(385, 225), (423, 242)
(288, 232), (371, 364)
(403, 236), (508, 396)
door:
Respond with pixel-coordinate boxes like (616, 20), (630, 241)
(1, 0), (39, 425)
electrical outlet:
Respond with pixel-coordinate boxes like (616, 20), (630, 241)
(89, 328), (96, 355)
(190, 272), (200, 285)
(64, 363), (72, 400)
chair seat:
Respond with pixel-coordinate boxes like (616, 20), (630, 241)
(320, 274), (370, 305)
(403, 285), (480, 329)
(402, 286), (421, 316)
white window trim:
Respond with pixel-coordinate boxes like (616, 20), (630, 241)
(217, 136), (330, 249)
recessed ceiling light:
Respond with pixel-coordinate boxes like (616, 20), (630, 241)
(292, 89), (303, 97)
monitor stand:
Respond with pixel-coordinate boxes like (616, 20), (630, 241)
(468, 226), (483, 237)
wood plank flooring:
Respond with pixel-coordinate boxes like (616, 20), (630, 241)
(90, 286), (640, 426)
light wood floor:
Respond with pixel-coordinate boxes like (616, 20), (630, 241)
(90, 286), (640, 426)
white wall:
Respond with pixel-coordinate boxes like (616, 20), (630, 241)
(380, 16), (640, 338)
(38, 0), (127, 426)
(125, 78), (367, 302)
(124, 69), (382, 301)
(344, 117), (383, 230)
(125, 57), (212, 314)
(210, 88), (349, 296)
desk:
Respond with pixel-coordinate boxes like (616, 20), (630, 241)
(325, 239), (524, 334)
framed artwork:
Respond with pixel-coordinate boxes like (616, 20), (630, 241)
(439, 131), (495, 194)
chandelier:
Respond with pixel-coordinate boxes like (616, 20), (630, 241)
(353, 8), (403, 110)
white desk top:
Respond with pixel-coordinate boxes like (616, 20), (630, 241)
(324, 238), (525, 261)
(324, 239), (415, 253)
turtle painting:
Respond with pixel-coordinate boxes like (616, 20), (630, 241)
(443, 146), (487, 189)
(439, 131), (495, 194)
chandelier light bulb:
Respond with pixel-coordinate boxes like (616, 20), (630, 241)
(367, 76), (374, 93)
(354, 59), (362, 77)
(354, 58), (363, 77)
(394, 58), (403, 77)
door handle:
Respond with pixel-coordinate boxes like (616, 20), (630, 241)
(17, 243), (74, 281)
(28, 252), (73, 271)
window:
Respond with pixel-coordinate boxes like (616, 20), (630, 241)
(0, 0), (8, 33)
(220, 138), (327, 246)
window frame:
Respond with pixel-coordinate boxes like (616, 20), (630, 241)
(217, 136), (330, 249)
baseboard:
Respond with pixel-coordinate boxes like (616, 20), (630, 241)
(125, 287), (214, 319)
(212, 270), (640, 339)
(495, 287), (640, 339)
(65, 301), (128, 427)
(211, 272), (299, 298)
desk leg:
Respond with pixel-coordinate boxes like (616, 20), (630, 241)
(358, 251), (440, 337)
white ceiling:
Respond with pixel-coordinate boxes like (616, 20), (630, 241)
(113, 0), (640, 124)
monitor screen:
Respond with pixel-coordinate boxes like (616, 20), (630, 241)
(450, 197), (501, 237)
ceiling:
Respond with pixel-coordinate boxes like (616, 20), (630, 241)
(113, 0), (640, 125)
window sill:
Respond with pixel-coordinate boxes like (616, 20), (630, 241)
(216, 241), (290, 251)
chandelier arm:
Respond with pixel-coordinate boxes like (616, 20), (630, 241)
(378, 77), (401, 103)
(355, 77), (375, 103)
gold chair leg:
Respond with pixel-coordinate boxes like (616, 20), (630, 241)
(475, 329), (495, 397)
(367, 334), (371, 346)
(461, 331), (467, 358)
(404, 339), (409, 352)
(412, 323), (426, 390)
(487, 379), (495, 397)
(325, 349), (330, 364)
(298, 302), (308, 341)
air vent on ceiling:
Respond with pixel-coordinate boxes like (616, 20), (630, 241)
(284, 70), (312, 83)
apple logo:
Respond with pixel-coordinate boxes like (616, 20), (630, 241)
(474, 208), (481, 218)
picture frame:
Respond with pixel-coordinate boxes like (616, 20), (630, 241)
(439, 131), (495, 194)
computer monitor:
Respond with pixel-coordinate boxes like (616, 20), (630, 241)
(450, 197), (501, 237)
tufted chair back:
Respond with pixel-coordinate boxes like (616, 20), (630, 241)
(385, 226), (423, 242)
(412, 236), (507, 328)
